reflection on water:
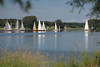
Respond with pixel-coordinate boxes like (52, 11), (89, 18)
(15, 30), (19, 33)
(4, 31), (12, 33)
(54, 33), (57, 49)
(20, 31), (25, 33)
(0, 32), (100, 54)
(38, 33), (46, 50)
(42, 34), (45, 50)
(38, 34), (42, 49)
(85, 31), (89, 51)
(33, 35), (37, 49)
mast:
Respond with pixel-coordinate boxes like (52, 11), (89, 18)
(84, 19), (89, 31)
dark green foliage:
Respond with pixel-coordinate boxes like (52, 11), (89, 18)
(63, 22), (84, 28)
(88, 19), (100, 31)
(0, 0), (32, 12)
(66, 0), (100, 17)
(0, 0), (4, 6)
(23, 16), (37, 30)
(0, 19), (6, 27)
(0, 19), (19, 28)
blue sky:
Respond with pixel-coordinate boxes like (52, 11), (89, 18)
(0, 0), (91, 22)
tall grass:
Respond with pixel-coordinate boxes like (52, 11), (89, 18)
(0, 49), (100, 67)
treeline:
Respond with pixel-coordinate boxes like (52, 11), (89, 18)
(0, 16), (84, 30)
(0, 16), (100, 31)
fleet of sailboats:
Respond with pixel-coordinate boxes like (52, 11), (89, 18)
(15, 20), (25, 31)
(33, 20), (47, 31)
(3, 19), (90, 33)
(4, 20), (25, 33)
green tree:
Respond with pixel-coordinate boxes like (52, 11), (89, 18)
(55, 19), (62, 24)
(23, 16), (37, 30)
(55, 19), (63, 27)
(89, 19), (100, 31)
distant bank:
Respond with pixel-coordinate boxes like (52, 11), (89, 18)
(0, 16), (100, 31)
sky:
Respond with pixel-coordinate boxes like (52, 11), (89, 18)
(0, 0), (91, 22)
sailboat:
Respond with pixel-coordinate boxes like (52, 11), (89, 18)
(84, 19), (89, 31)
(64, 25), (67, 31)
(4, 20), (12, 31)
(33, 22), (37, 32)
(58, 26), (60, 32)
(15, 20), (19, 31)
(54, 23), (58, 32)
(42, 22), (46, 31)
(20, 21), (25, 31)
(38, 20), (42, 31)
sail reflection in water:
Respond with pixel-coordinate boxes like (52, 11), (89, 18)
(33, 34), (37, 50)
(85, 31), (89, 51)
(42, 34), (45, 50)
(4, 31), (12, 33)
(54, 33), (57, 49)
(1, 32), (100, 54)
(37, 32), (46, 50)
(38, 34), (41, 49)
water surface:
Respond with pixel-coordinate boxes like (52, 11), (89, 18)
(0, 31), (100, 56)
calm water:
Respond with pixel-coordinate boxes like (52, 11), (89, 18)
(0, 31), (100, 56)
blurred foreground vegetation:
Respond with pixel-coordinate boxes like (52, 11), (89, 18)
(0, 49), (100, 67)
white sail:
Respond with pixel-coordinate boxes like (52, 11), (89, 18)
(59, 26), (60, 32)
(54, 23), (58, 32)
(15, 20), (19, 30)
(4, 20), (12, 31)
(20, 21), (25, 31)
(42, 22), (46, 31)
(84, 20), (89, 31)
(64, 25), (67, 31)
(38, 20), (42, 31)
